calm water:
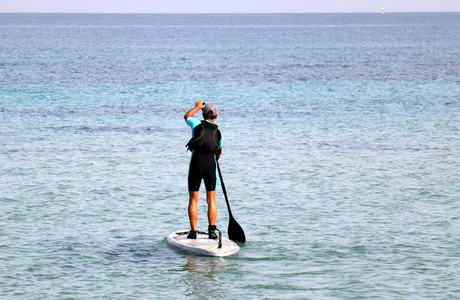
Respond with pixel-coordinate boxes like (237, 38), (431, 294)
(1, 13), (459, 299)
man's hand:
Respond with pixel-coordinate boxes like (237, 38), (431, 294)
(195, 100), (205, 108)
(184, 100), (206, 120)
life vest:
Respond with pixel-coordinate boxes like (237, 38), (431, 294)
(186, 121), (221, 154)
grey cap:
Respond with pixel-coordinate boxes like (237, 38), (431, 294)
(202, 103), (218, 118)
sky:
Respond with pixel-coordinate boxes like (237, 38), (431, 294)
(1, 0), (459, 14)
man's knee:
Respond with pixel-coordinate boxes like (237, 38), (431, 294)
(189, 191), (199, 203)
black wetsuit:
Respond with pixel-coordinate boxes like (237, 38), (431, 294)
(186, 118), (222, 191)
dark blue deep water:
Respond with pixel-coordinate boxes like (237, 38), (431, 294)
(1, 13), (459, 299)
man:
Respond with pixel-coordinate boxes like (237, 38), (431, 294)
(184, 101), (223, 239)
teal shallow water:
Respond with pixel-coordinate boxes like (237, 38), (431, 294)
(2, 82), (459, 299)
(1, 13), (460, 299)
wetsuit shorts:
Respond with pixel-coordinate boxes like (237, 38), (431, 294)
(186, 117), (223, 192)
(188, 152), (217, 191)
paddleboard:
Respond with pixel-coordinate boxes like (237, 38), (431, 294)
(167, 230), (240, 257)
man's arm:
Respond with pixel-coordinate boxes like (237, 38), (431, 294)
(184, 101), (205, 120)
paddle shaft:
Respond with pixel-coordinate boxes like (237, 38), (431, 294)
(216, 159), (246, 243)
(216, 159), (233, 216)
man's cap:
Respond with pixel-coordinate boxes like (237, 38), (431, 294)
(202, 103), (218, 118)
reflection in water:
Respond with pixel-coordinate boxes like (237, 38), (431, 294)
(181, 257), (228, 299)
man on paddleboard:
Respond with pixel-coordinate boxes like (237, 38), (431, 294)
(184, 101), (223, 240)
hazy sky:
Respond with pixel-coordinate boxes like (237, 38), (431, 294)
(1, 0), (459, 13)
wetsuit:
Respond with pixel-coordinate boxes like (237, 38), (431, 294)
(186, 117), (223, 192)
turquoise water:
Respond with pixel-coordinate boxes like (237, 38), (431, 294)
(1, 13), (459, 299)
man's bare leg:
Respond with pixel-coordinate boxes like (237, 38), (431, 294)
(206, 190), (217, 226)
(188, 191), (199, 231)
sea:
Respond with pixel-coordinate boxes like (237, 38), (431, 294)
(0, 13), (459, 299)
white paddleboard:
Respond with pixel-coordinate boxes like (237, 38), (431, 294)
(167, 230), (240, 257)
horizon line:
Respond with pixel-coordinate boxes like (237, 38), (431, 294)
(2, 11), (460, 14)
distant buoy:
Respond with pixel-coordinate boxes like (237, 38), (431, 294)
(381, 6), (385, 14)
(5, 7), (9, 13)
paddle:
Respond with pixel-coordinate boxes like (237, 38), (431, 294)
(216, 159), (246, 243)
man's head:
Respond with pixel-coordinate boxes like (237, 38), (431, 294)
(202, 103), (218, 120)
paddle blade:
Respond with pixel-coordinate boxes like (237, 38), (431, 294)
(228, 216), (246, 243)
